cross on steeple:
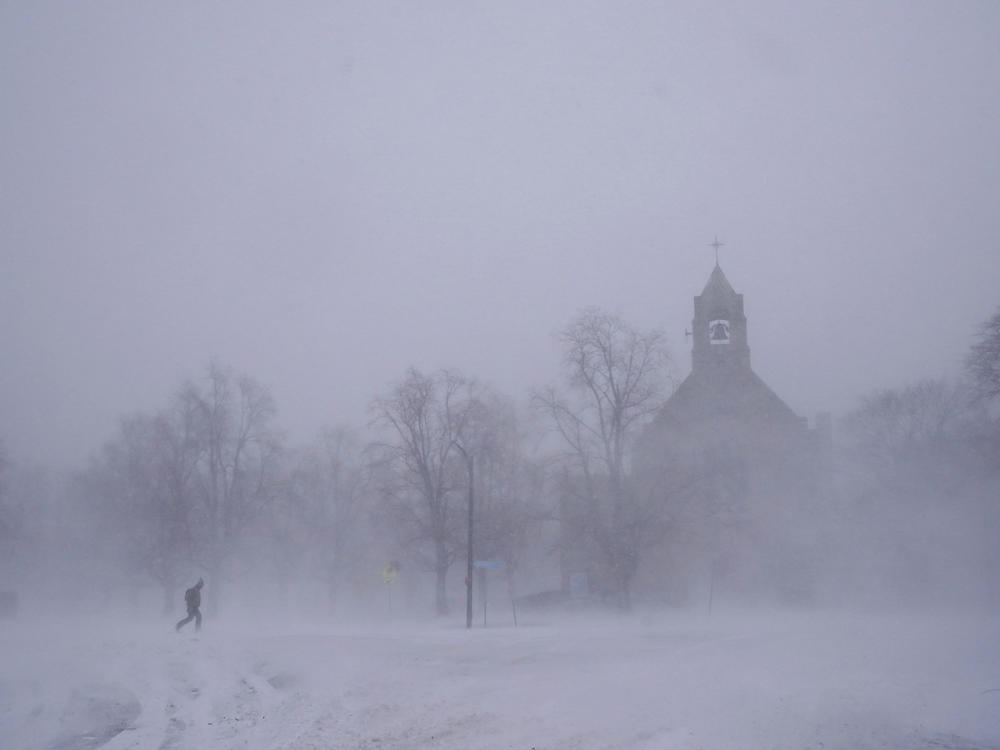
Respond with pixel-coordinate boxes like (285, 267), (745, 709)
(709, 236), (725, 266)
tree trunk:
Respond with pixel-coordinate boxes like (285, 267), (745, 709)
(435, 543), (449, 615)
(613, 554), (635, 612)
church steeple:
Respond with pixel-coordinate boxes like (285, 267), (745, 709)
(690, 263), (751, 373)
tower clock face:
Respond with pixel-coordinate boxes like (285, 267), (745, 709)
(709, 319), (730, 344)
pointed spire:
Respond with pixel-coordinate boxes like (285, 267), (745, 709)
(700, 262), (737, 299)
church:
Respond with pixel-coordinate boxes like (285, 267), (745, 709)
(635, 254), (830, 604)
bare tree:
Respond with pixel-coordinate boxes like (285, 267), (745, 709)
(838, 378), (1000, 604)
(80, 391), (209, 612)
(462, 393), (545, 614)
(0, 440), (26, 583)
(534, 307), (671, 610)
(80, 415), (175, 610)
(840, 379), (975, 495)
(966, 307), (1000, 406)
(0, 440), (9, 547)
(368, 368), (484, 615)
(283, 426), (370, 608)
(963, 308), (1000, 485)
(184, 362), (283, 608)
(67, 362), (282, 614)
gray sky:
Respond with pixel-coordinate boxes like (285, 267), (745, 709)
(3, 1), (999, 468)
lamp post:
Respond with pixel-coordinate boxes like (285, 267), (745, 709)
(452, 441), (474, 629)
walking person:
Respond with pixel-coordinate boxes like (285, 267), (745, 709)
(175, 578), (204, 632)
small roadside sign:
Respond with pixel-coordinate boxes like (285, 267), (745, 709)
(474, 560), (502, 570)
(382, 562), (399, 584)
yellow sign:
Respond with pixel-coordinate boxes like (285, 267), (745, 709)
(382, 563), (398, 585)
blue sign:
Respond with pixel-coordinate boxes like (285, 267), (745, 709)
(474, 560), (502, 570)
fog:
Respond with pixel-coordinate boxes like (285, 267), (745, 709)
(2, 3), (999, 749)
(3, 2), (999, 469)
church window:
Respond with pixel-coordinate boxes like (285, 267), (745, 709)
(709, 319), (730, 344)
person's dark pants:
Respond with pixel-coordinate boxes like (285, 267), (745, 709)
(176, 607), (202, 632)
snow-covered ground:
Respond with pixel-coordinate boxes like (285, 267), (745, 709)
(2, 608), (998, 749)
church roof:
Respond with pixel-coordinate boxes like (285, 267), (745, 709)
(700, 263), (737, 299)
(656, 365), (805, 434)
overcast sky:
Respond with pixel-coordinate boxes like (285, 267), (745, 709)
(2, 1), (999, 469)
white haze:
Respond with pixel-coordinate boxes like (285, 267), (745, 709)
(1, 4), (999, 750)
(2, 2), (999, 468)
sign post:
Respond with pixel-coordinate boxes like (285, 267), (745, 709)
(474, 561), (502, 627)
(382, 561), (399, 613)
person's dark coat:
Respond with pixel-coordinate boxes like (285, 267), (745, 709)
(176, 578), (204, 632)
(184, 583), (201, 612)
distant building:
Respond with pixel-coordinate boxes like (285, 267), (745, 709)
(637, 261), (830, 604)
